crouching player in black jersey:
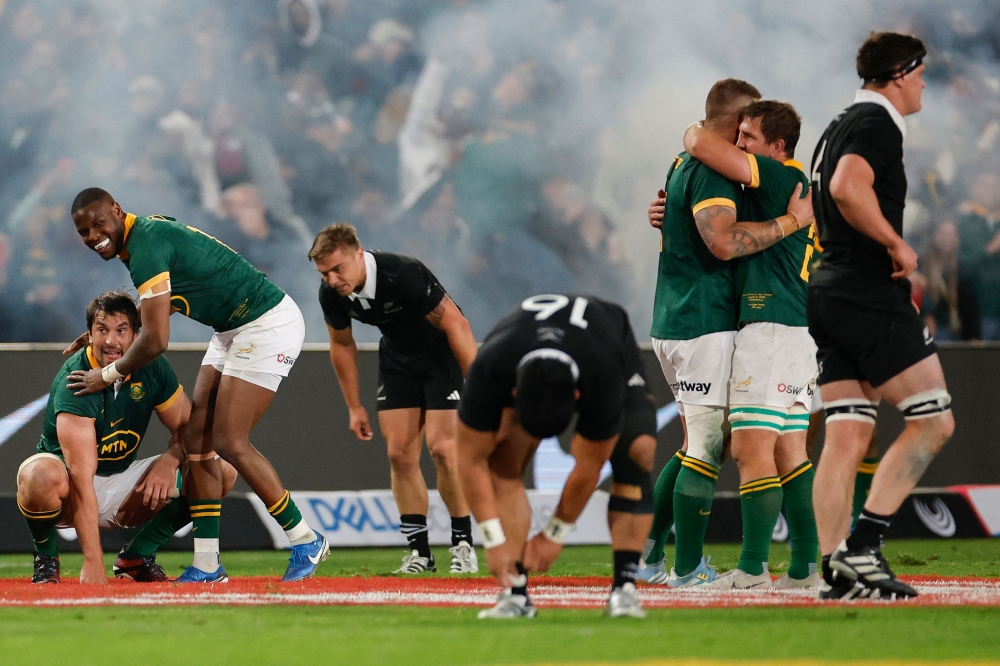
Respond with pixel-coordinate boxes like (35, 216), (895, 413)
(310, 224), (480, 574)
(458, 294), (657, 619)
(809, 32), (953, 600)
(17, 291), (236, 584)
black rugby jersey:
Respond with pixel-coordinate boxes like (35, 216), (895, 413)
(458, 294), (647, 441)
(810, 99), (908, 299)
(319, 251), (452, 359)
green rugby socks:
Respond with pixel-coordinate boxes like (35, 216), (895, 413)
(269, 490), (316, 546)
(644, 450), (685, 566)
(20, 501), (61, 558)
(737, 476), (783, 576)
(672, 457), (718, 577)
(852, 456), (880, 528)
(125, 497), (191, 558)
(781, 461), (819, 580)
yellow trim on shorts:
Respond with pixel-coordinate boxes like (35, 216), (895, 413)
(747, 153), (760, 189)
(155, 385), (184, 412)
(691, 197), (737, 216)
(137, 271), (171, 296)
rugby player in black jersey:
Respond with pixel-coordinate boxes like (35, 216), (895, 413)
(809, 32), (954, 600)
(310, 224), (479, 574)
(458, 294), (657, 619)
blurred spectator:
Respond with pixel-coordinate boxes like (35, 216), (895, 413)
(921, 221), (981, 340)
(958, 174), (1000, 339)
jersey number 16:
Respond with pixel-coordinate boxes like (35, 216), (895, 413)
(521, 294), (589, 329)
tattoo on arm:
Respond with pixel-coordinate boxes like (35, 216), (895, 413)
(694, 206), (787, 260)
(426, 296), (449, 329)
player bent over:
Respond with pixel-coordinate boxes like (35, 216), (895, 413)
(810, 33), (952, 600)
(458, 294), (657, 619)
(680, 100), (821, 589)
(68, 188), (325, 583)
(17, 291), (237, 583)
(310, 224), (479, 574)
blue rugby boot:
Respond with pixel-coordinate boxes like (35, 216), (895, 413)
(636, 559), (669, 585)
(175, 565), (229, 583)
(282, 532), (329, 582)
(666, 556), (718, 588)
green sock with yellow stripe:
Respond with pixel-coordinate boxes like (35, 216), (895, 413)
(19, 502), (61, 557)
(645, 449), (685, 566)
(189, 499), (222, 539)
(737, 476), (783, 576)
(268, 490), (316, 545)
(672, 456), (719, 577)
(781, 461), (818, 580)
(852, 456), (880, 528)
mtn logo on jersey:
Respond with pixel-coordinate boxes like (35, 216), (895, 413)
(446, 390), (461, 401)
(627, 373), (646, 387)
(670, 381), (712, 395)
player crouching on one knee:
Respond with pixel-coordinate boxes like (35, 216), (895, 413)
(17, 291), (237, 584)
(457, 294), (657, 619)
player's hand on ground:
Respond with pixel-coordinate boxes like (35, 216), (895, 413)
(135, 457), (178, 511)
(484, 543), (518, 589)
(786, 183), (814, 228)
(63, 332), (88, 356)
(888, 238), (918, 279)
(648, 189), (666, 229)
(67, 368), (111, 396)
(80, 558), (109, 585)
(349, 406), (373, 441)
(522, 533), (563, 573)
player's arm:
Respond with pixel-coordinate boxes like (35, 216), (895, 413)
(134, 390), (190, 511)
(117, 282), (172, 375)
(684, 124), (755, 185)
(56, 413), (107, 584)
(328, 323), (373, 441)
(425, 295), (477, 375)
(693, 184), (812, 260)
(828, 153), (916, 278)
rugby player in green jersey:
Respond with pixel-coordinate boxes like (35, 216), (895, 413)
(17, 291), (237, 584)
(640, 81), (813, 587)
(683, 100), (821, 589)
(67, 188), (326, 583)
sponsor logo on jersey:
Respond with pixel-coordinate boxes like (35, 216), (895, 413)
(627, 373), (646, 387)
(447, 390), (461, 401)
(276, 353), (296, 366)
(235, 343), (255, 360)
(913, 497), (956, 537)
(923, 326), (934, 346)
(733, 376), (753, 392)
(536, 326), (565, 343)
(777, 383), (804, 395)
(129, 383), (145, 401)
(670, 381), (712, 395)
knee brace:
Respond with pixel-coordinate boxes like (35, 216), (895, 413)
(608, 470), (653, 514)
(682, 403), (726, 468)
(897, 389), (952, 421)
(729, 404), (788, 433)
(824, 399), (877, 425)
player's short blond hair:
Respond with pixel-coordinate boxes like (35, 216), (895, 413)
(308, 223), (360, 261)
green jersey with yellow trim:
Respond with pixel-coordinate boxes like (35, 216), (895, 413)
(651, 152), (741, 340)
(36, 347), (183, 475)
(737, 155), (817, 327)
(119, 214), (285, 332)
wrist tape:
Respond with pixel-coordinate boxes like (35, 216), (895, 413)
(101, 362), (123, 384)
(542, 515), (574, 544)
(479, 518), (506, 549)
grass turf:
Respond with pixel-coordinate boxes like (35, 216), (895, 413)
(1, 540), (999, 665)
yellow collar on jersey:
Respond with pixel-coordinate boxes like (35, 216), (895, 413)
(783, 159), (803, 171)
(117, 213), (137, 260)
(86, 345), (131, 381)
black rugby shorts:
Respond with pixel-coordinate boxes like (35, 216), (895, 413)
(376, 347), (464, 411)
(807, 284), (937, 388)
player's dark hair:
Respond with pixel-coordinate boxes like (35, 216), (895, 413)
(705, 79), (761, 121)
(515, 357), (577, 439)
(742, 100), (802, 156)
(71, 187), (114, 214)
(857, 32), (927, 85)
(309, 223), (361, 261)
(86, 290), (139, 334)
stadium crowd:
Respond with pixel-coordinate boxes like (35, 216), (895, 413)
(0, 0), (999, 343)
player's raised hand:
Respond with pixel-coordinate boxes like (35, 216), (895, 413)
(648, 189), (666, 229)
(786, 183), (815, 229)
(67, 368), (111, 396)
(522, 532), (563, 573)
(889, 237), (919, 279)
(80, 558), (109, 585)
(63, 331), (89, 355)
(349, 405), (373, 441)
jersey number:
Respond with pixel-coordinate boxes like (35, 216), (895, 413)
(799, 225), (817, 282)
(521, 295), (589, 329)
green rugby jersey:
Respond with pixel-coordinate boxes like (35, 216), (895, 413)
(37, 347), (183, 475)
(736, 156), (817, 327)
(119, 214), (285, 332)
(651, 153), (740, 340)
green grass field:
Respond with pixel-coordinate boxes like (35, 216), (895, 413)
(1, 540), (999, 665)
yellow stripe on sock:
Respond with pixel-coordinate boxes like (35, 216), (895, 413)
(674, 450), (686, 461)
(740, 476), (781, 491)
(857, 462), (879, 474)
(740, 482), (783, 495)
(781, 461), (813, 484)
(681, 459), (719, 480)
(268, 490), (291, 515)
(17, 501), (62, 520)
(190, 512), (221, 518)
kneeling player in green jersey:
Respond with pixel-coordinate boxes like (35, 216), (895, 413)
(682, 100), (821, 589)
(17, 291), (237, 584)
(67, 188), (325, 583)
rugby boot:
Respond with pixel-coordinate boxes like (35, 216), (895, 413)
(828, 540), (917, 600)
(666, 555), (719, 588)
(175, 565), (229, 583)
(635, 559), (669, 585)
(773, 572), (823, 589)
(477, 591), (538, 619)
(703, 567), (772, 590)
(283, 532), (330, 582)
(605, 582), (646, 618)
(818, 579), (882, 600)
(394, 549), (436, 574)
(31, 552), (60, 584)
(113, 547), (169, 582)
(448, 541), (479, 574)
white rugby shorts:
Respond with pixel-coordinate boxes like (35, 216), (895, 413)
(202, 294), (305, 392)
(729, 322), (817, 409)
(652, 331), (736, 409)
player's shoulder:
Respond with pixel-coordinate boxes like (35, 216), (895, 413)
(372, 250), (429, 276)
(139, 353), (174, 379)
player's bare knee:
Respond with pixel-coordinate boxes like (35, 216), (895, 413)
(426, 437), (458, 470)
(18, 460), (68, 504)
(627, 435), (656, 472)
(220, 460), (239, 496)
(386, 441), (420, 474)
